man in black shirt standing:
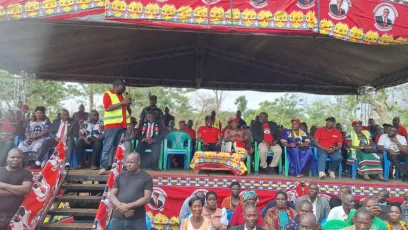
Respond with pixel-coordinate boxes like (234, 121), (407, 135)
(163, 107), (175, 128)
(109, 152), (153, 230)
(139, 95), (164, 127)
(0, 148), (33, 229)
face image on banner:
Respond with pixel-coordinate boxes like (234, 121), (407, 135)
(373, 3), (398, 31)
(328, 0), (351, 20)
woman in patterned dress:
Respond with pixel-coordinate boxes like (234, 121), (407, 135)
(386, 205), (408, 230)
(264, 191), (298, 230)
(18, 106), (51, 163)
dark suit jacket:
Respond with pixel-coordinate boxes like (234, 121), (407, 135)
(375, 15), (392, 27)
(137, 122), (165, 142)
(228, 225), (263, 230)
(330, 4), (346, 16)
(49, 118), (79, 139)
(251, 121), (280, 144)
(296, 195), (330, 223)
(149, 198), (163, 208)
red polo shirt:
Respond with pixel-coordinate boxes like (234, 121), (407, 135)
(103, 90), (127, 129)
(198, 126), (220, 144)
(314, 127), (343, 148)
(398, 125), (408, 137)
(263, 123), (274, 143)
(183, 128), (196, 140)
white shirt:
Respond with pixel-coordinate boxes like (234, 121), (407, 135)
(378, 134), (407, 152)
(327, 206), (349, 221)
(146, 122), (155, 138)
(309, 197), (318, 221)
(56, 121), (68, 139)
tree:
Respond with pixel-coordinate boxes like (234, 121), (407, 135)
(234, 95), (248, 114)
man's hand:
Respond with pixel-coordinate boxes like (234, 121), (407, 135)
(84, 139), (92, 145)
(289, 143), (296, 148)
(326, 148), (334, 154)
(123, 210), (134, 217)
(55, 138), (61, 142)
(270, 142), (276, 146)
(147, 139), (155, 144)
(141, 138), (147, 142)
(371, 205), (382, 217)
(389, 149), (396, 155)
(0, 182), (6, 189)
(262, 141), (270, 147)
(121, 99), (131, 105)
(116, 203), (131, 213)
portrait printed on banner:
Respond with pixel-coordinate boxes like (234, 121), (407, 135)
(297, 0), (315, 9)
(148, 188), (167, 211)
(374, 3), (398, 31)
(329, 0), (351, 20)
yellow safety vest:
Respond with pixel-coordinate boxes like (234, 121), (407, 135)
(212, 118), (221, 129)
(104, 91), (130, 125)
(350, 130), (370, 150)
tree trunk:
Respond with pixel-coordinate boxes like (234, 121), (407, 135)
(368, 98), (389, 124)
(89, 87), (94, 111)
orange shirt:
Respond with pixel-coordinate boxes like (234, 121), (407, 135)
(398, 125), (408, 137)
(314, 127), (343, 148)
(198, 126), (220, 144)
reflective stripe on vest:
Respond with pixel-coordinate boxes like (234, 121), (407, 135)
(104, 91), (130, 125)
(350, 130), (370, 150)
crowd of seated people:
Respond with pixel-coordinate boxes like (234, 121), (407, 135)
(177, 182), (408, 230)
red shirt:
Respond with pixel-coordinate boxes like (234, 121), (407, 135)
(221, 126), (228, 136)
(262, 123), (274, 143)
(398, 125), (408, 137)
(314, 127), (343, 148)
(197, 126), (220, 144)
(103, 90), (127, 129)
(183, 128), (196, 140)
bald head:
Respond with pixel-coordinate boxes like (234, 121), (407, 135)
(299, 213), (318, 230)
(126, 152), (141, 172)
(195, 191), (205, 200)
(297, 200), (313, 217)
(353, 208), (372, 230)
(378, 190), (389, 203)
(7, 148), (23, 169)
(243, 204), (258, 228)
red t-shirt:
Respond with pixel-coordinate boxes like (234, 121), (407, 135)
(314, 127), (343, 148)
(221, 126), (228, 136)
(183, 128), (196, 140)
(398, 125), (408, 137)
(198, 126), (220, 144)
(103, 90), (127, 129)
(262, 123), (274, 143)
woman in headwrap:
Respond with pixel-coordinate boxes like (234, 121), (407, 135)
(223, 118), (248, 154)
(280, 118), (316, 178)
(264, 191), (297, 230)
(230, 190), (264, 227)
(346, 120), (385, 181)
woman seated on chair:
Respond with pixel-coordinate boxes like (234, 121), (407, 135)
(202, 191), (228, 230)
(181, 196), (213, 230)
(280, 118), (315, 178)
(230, 190), (264, 227)
(223, 118), (249, 154)
(197, 116), (221, 151)
(346, 120), (386, 182)
(264, 191), (297, 230)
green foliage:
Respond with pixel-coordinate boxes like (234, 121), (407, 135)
(234, 95), (248, 114)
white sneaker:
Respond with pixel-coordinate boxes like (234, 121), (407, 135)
(328, 170), (336, 178)
(319, 172), (326, 179)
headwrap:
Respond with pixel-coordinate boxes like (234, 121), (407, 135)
(232, 118), (239, 123)
(243, 190), (257, 203)
(351, 120), (363, 127)
(227, 117), (234, 123)
(291, 118), (301, 125)
(179, 120), (186, 124)
(22, 104), (29, 110)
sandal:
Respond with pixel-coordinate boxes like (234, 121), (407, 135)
(296, 174), (304, 178)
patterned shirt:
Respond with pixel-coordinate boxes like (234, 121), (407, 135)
(139, 106), (164, 123)
(79, 120), (104, 140)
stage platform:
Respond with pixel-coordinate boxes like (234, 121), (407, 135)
(68, 168), (408, 202)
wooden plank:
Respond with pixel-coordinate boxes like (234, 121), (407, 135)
(48, 208), (97, 217)
(66, 174), (108, 182)
(55, 195), (102, 203)
(62, 184), (105, 192)
(40, 222), (93, 230)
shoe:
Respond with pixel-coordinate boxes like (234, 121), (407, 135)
(99, 168), (107, 175)
(319, 172), (326, 179)
(152, 167), (161, 171)
(268, 167), (278, 175)
(65, 163), (71, 170)
(91, 165), (98, 170)
(328, 170), (336, 179)
(259, 167), (268, 174)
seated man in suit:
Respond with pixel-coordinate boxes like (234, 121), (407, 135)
(228, 204), (263, 230)
(295, 184), (330, 224)
(149, 191), (163, 209)
(32, 109), (79, 170)
(136, 112), (164, 171)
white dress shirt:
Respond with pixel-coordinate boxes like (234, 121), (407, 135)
(56, 121), (68, 139)
(327, 206), (349, 221)
(309, 197), (318, 221)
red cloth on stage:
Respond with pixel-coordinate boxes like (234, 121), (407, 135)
(102, 89), (127, 129)
(314, 127), (343, 148)
(198, 126), (220, 144)
(263, 123), (274, 143)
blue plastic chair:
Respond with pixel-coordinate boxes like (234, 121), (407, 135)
(314, 149), (342, 178)
(72, 137), (96, 168)
(226, 210), (233, 223)
(383, 150), (405, 180)
(254, 141), (283, 175)
(13, 136), (24, 147)
(163, 131), (191, 170)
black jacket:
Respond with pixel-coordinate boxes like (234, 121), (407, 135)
(137, 122), (165, 142)
(49, 118), (79, 139)
(228, 225), (263, 230)
(251, 121), (280, 143)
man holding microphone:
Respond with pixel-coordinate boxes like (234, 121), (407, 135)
(99, 79), (131, 175)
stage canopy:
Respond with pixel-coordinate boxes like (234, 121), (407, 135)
(0, 0), (408, 94)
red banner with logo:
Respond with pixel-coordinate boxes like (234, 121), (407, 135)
(10, 141), (66, 230)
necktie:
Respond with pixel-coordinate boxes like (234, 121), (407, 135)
(60, 122), (66, 139)
(383, 18), (386, 27)
(155, 199), (158, 208)
(338, 9), (341, 16)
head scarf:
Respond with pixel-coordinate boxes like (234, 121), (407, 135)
(232, 118), (239, 123)
(179, 120), (186, 124)
(351, 120), (363, 127)
(291, 118), (301, 125)
(243, 190), (257, 203)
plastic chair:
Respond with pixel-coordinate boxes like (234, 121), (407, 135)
(383, 150), (405, 180)
(283, 146), (317, 177)
(320, 217), (327, 226)
(13, 136), (23, 147)
(135, 140), (164, 170)
(196, 140), (252, 174)
(314, 149), (342, 178)
(146, 215), (151, 230)
(322, 219), (351, 230)
(163, 131), (191, 170)
(226, 210), (233, 223)
(254, 141), (282, 175)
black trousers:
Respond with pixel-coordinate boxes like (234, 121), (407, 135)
(201, 143), (220, 152)
(75, 139), (103, 166)
(136, 141), (161, 169)
(388, 152), (408, 176)
(37, 138), (75, 163)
